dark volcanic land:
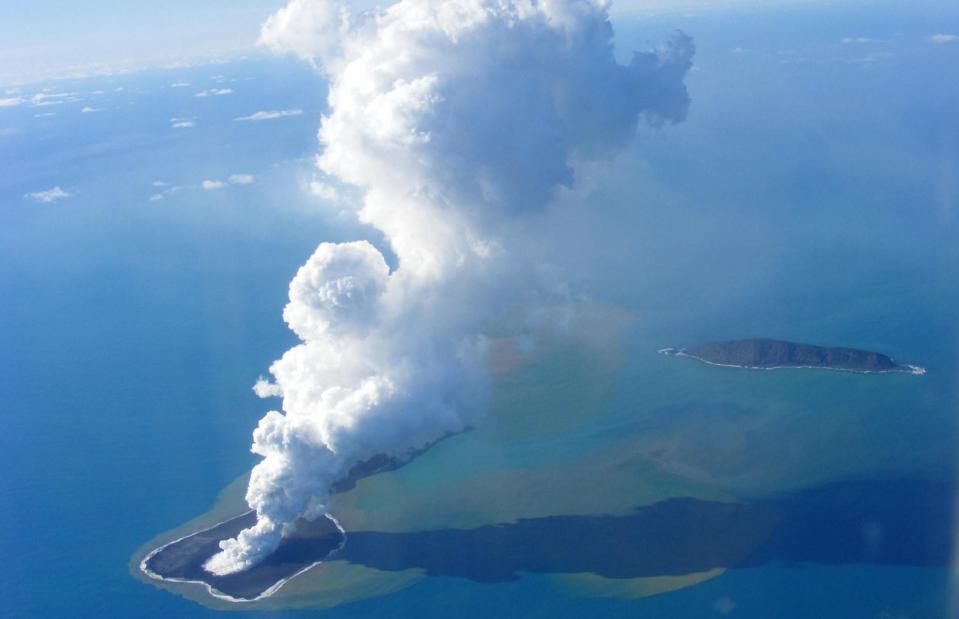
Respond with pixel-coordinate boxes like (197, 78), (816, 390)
(143, 511), (343, 601)
(661, 338), (923, 374)
(142, 437), (457, 600)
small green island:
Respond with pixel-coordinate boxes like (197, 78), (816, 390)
(659, 338), (925, 375)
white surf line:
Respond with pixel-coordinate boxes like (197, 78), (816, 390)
(140, 511), (348, 604)
(658, 348), (926, 376)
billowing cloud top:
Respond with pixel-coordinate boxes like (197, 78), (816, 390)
(204, 0), (693, 576)
(284, 241), (389, 340)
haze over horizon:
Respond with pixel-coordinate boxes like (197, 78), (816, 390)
(4, 0), (928, 86)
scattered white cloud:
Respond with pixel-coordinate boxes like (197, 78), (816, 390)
(91, 90), (105, 95)
(253, 376), (283, 398)
(170, 81), (191, 88)
(81, 106), (104, 113)
(0, 97), (22, 107)
(26, 186), (70, 203)
(31, 92), (70, 102)
(150, 176), (251, 199)
(30, 92), (79, 107)
(194, 88), (234, 97)
(930, 34), (959, 44)
(148, 184), (184, 202)
(0, 52), (244, 94)
(729, 47), (746, 54)
(847, 51), (895, 64)
(235, 109), (303, 121)
(170, 117), (195, 129)
(840, 36), (873, 44)
(34, 112), (56, 118)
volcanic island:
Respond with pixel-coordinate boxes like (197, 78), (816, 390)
(659, 338), (925, 375)
(139, 450), (419, 601)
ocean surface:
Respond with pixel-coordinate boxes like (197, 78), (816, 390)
(2, 3), (959, 617)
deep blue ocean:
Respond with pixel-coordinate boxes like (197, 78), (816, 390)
(2, 3), (958, 617)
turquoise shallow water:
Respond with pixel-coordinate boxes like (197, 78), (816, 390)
(3, 3), (959, 616)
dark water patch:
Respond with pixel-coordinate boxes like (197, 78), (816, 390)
(339, 498), (782, 582)
(742, 478), (953, 567)
(145, 477), (954, 600)
(337, 478), (953, 582)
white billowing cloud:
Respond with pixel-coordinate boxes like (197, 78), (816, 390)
(203, 0), (694, 576)
(170, 117), (195, 129)
(194, 88), (234, 97)
(0, 97), (21, 107)
(202, 179), (226, 190)
(234, 109), (304, 121)
(930, 34), (958, 44)
(283, 241), (390, 341)
(259, 0), (350, 63)
(26, 186), (70, 203)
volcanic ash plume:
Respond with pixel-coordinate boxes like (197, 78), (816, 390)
(204, 0), (693, 575)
